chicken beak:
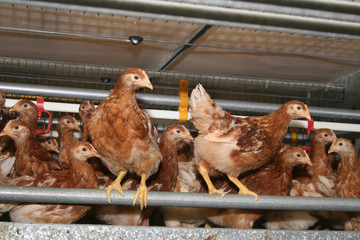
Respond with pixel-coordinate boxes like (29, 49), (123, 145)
(328, 140), (337, 154)
(182, 134), (194, 144)
(75, 125), (81, 132)
(301, 154), (312, 166)
(185, 133), (194, 141)
(88, 144), (100, 158)
(303, 105), (312, 121)
(143, 80), (153, 90)
(0, 129), (8, 137)
(9, 105), (18, 113)
(90, 149), (101, 159)
(92, 151), (101, 158)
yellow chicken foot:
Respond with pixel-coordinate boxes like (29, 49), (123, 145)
(227, 175), (258, 200)
(132, 173), (148, 210)
(105, 169), (128, 203)
(199, 165), (225, 197)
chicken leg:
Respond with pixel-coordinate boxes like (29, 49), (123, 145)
(199, 164), (225, 197)
(227, 175), (258, 200)
(132, 173), (148, 210)
(106, 169), (128, 203)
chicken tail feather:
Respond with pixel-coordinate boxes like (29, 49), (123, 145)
(189, 84), (226, 134)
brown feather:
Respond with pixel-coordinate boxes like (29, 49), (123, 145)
(87, 68), (161, 179)
(190, 83), (311, 180)
(208, 147), (311, 228)
(79, 100), (95, 142)
(96, 125), (193, 225)
(329, 138), (360, 230)
(57, 116), (81, 169)
(6, 141), (99, 223)
(0, 120), (61, 177)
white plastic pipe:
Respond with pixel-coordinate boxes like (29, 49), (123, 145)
(5, 99), (360, 133)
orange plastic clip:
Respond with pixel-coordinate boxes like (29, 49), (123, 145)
(290, 128), (298, 147)
(178, 79), (189, 122)
(35, 98), (53, 135)
(306, 118), (316, 135)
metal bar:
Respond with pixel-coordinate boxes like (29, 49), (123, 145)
(170, 0), (360, 22)
(154, 24), (212, 71)
(31, 116), (312, 141)
(0, 58), (345, 93)
(4, 0), (360, 40)
(26, 0), (360, 36)
(4, 98), (359, 132)
(0, 186), (359, 212)
(1, 82), (359, 121)
(243, 0), (360, 15)
(1, 222), (359, 240)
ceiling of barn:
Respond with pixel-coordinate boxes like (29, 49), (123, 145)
(1, 0), (360, 85)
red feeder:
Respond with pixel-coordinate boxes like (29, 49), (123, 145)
(35, 98), (53, 135)
(306, 118), (316, 135)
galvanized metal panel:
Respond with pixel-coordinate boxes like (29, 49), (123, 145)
(0, 222), (359, 240)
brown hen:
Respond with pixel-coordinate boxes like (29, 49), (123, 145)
(0, 120), (61, 177)
(9, 99), (38, 133)
(96, 124), (193, 225)
(5, 141), (100, 223)
(162, 148), (208, 228)
(39, 137), (59, 154)
(78, 100), (112, 186)
(189, 84), (311, 199)
(57, 115), (81, 169)
(207, 147), (311, 228)
(328, 138), (360, 231)
(87, 68), (160, 209)
(291, 128), (337, 197)
(0, 92), (16, 153)
(265, 129), (337, 230)
(79, 100), (95, 142)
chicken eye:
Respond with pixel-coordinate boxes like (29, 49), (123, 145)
(176, 129), (181, 134)
(324, 133), (328, 137)
(82, 147), (87, 152)
(23, 104), (28, 108)
(297, 106), (301, 110)
(14, 126), (19, 130)
(66, 120), (71, 124)
(47, 141), (51, 144)
(296, 153), (301, 157)
(81, 105), (85, 109)
(339, 142), (343, 146)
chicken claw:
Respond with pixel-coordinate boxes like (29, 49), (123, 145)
(132, 173), (148, 210)
(227, 175), (259, 200)
(106, 169), (127, 203)
(199, 165), (226, 197)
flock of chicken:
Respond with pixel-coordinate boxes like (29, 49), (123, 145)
(0, 68), (359, 230)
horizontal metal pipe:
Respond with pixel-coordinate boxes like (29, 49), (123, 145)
(25, 0), (360, 36)
(246, 0), (360, 15)
(0, 186), (359, 212)
(174, 0), (360, 22)
(1, 82), (360, 121)
(3, 0), (360, 41)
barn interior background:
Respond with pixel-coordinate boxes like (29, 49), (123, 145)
(0, 0), (360, 239)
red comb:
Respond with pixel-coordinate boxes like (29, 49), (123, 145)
(301, 146), (311, 152)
